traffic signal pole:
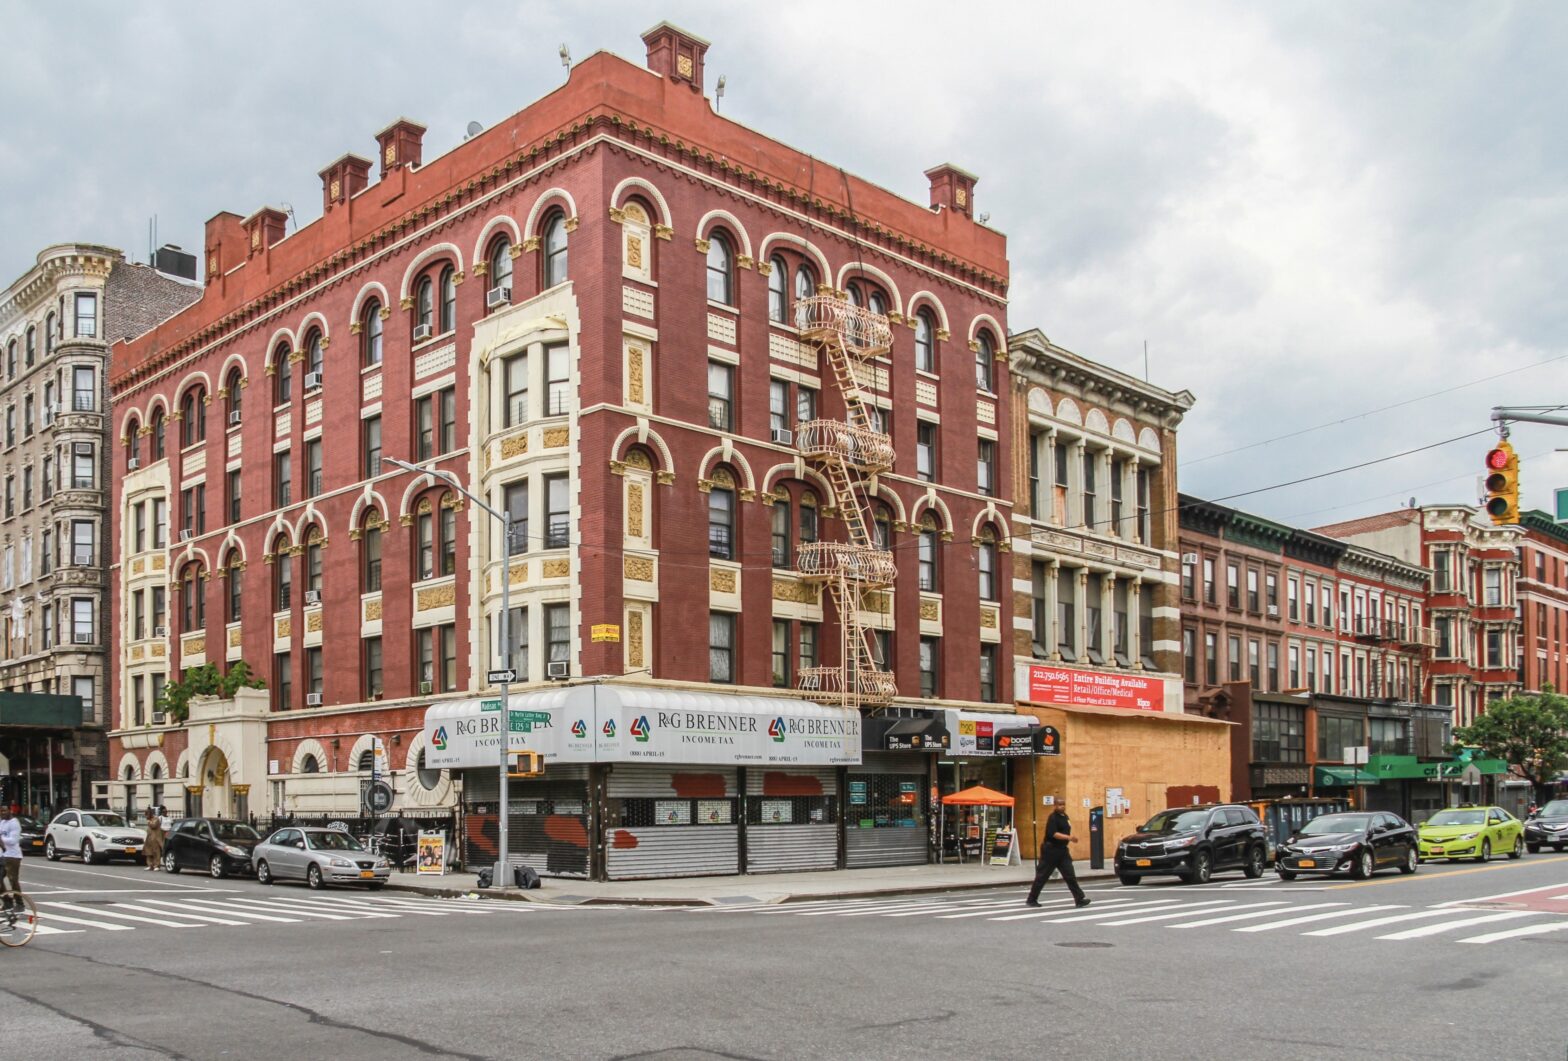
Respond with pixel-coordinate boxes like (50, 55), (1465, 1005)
(1491, 406), (1568, 430)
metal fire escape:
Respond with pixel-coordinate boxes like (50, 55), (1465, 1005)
(793, 294), (899, 709)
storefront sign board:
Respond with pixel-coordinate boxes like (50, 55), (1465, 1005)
(849, 781), (868, 805)
(417, 831), (446, 875)
(1020, 664), (1168, 712)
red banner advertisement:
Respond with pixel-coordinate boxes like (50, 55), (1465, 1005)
(1023, 664), (1164, 711)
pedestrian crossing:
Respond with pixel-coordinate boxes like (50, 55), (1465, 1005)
(24, 890), (568, 938)
(690, 891), (1568, 945)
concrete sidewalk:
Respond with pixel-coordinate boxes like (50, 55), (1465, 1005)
(384, 859), (1116, 906)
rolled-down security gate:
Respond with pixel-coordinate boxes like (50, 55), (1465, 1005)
(745, 766), (840, 873)
(845, 756), (929, 868)
(462, 764), (590, 879)
(604, 763), (739, 879)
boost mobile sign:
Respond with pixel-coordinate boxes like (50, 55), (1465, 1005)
(422, 691), (860, 769)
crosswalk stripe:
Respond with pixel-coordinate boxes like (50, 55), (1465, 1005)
(1303, 910), (1455, 937)
(35, 910), (136, 931)
(1171, 902), (1336, 928)
(886, 898), (1026, 918)
(42, 902), (202, 928)
(1460, 921), (1568, 944)
(203, 897), (357, 920)
(1234, 905), (1404, 933)
(1376, 912), (1539, 940)
(30, 924), (80, 936)
(937, 897), (1083, 920)
(988, 897), (1153, 922)
(237, 896), (402, 918)
(110, 902), (250, 926)
(291, 896), (451, 917)
(1037, 899), (1188, 924)
(148, 898), (302, 923)
(1098, 901), (1239, 926)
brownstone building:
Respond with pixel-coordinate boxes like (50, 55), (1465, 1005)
(106, 24), (1021, 878)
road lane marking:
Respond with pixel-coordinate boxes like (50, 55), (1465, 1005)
(35, 910), (135, 931)
(1460, 921), (1568, 944)
(1435, 878), (1568, 907)
(1376, 911), (1539, 940)
(1234, 905), (1405, 932)
(42, 902), (202, 928)
(108, 903), (251, 926)
(1036, 899), (1188, 924)
(885, 898), (1029, 917)
(1303, 910), (1456, 936)
(936, 898), (1083, 919)
(198, 897), (357, 920)
(1330, 853), (1568, 889)
(238, 896), (401, 918)
(1096, 900), (1237, 926)
(1169, 902), (1333, 928)
(146, 898), (302, 923)
(984, 898), (1147, 922)
(25, 864), (220, 889)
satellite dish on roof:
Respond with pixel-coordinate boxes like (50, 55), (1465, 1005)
(464, 121), (484, 140)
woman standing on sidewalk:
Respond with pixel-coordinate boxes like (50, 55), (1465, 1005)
(143, 806), (165, 871)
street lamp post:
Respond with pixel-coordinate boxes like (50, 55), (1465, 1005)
(383, 456), (514, 886)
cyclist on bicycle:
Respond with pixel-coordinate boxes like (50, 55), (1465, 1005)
(0, 806), (21, 909)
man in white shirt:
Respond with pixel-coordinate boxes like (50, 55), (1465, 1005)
(0, 807), (22, 910)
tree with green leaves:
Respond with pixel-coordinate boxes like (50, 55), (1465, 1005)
(1453, 685), (1568, 793)
(155, 662), (267, 723)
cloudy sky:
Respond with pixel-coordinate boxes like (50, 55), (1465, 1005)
(4, 1), (1564, 527)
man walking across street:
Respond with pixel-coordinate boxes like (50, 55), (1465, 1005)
(1026, 798), (1089, 908)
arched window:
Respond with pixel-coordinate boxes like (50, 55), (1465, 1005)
(845, 284), (862, 307)
(361, 513), (383, 592)
(439, 266), (457, 334)
(869, 291), (887, 317)
(708, 468), (736, 560)
(25, 326), (35, 368)
(224, 367), (243, 423)
(794, 264), (816, 305)
(975, 332), (996, 392)
(180, 563), (205, 630)
(226, 552), (243, 623)
(488, 238), (513, 305)
(304, 529), (323, 593)
(767, 256), (788, 322)
(357, 749), (376, 772)
(872, 502), (893, 551)
(180, 387), (206, 446)
(304, 330), (324, 383)
(150, 408), (166, 460)
(799, 490), (819, 546)
(543, 213), (569, 289)
(977, 532), (999, 602)
(914, 309), (936, 373)
(273, 342), (292, 405)
(770, 493), (791, 568)
(300, 753), (320, 774)
(705, 232), (733, 305)
(415, 275), (434, 333)
(5, 340), (14, 378)
(44, 313), (55, 356)
(273, 536), (293, 610)
(126, 417), (141, 466)
(918, 514), (941, 592)
(361, 299), (383, 366)
(413, 496), (454, 581)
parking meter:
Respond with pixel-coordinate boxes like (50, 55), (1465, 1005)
(1089, 805), (1105, 869)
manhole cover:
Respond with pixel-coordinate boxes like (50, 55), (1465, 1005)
(1055, 941), (1113, 949)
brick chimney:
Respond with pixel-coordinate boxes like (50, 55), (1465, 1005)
(319, 153), (373, 213)
(241, 207), (289, 258)
(203, 211), (246, 286)
(924, 163), (978, 219)
(376, 118), (426, 179)
(641, 21), (709, 94)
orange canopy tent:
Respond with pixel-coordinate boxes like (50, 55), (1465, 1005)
(941, 785), (1014, 808)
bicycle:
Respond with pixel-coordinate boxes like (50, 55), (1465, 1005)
(0, 885), (37, 948)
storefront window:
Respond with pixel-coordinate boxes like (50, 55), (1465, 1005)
(846, 774), (925, 830)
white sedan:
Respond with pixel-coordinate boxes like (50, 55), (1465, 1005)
(45, 809), (146, 864)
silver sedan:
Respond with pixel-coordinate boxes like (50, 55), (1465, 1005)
(251, 827), (392, 889)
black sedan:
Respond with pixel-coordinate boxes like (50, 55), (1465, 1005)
(1276, 811), (1418, 880)
(1525, 799), (1568, 853)
(17, 816), (47, 855)
(161, 817), (264, 878)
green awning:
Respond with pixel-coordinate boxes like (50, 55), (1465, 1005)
(1315, 766), (1379, 787)
(1368, 754), (1512, 780)
(0, 692), (84, 729)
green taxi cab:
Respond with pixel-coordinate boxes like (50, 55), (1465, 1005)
(1417, 805), (1524, 862)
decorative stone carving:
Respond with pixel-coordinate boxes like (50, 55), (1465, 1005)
(364, 598), (383, 621)
(275, 617), (291, 638)
(417, 584), (456, 610)
(306, 612), (324, 633)
(500, 432), (528, 458)
(920, 600), (940, 621)
(710, 568), (737, 594)
(624, 556), (654, 581)
(628, 609), (645, 669)
(542, 427), (569, 448)
(627, 483), (645, 538)
(542, 558), (570, 578)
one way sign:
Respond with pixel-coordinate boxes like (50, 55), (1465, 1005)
(487, 669), (519, 684)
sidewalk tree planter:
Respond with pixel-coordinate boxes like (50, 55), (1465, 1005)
(156, 661), (267, 723)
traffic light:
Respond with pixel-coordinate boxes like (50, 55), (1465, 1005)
(1483, 440), (1520, 525)
(507, 750), (544, 777)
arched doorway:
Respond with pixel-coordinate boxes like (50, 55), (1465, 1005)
(200, 747), (232, 818)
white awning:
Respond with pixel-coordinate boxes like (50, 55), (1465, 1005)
(946, 710), (1038, 756)
(424, 686), (860, 769)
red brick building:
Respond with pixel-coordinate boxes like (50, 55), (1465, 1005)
(106, 24), (1015, 877)
(1516, 510), (1568, 694)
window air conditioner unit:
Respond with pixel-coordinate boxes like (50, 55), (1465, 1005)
(305, 693), (323, 706)
(413, 323), (433, 342)
(486, 285), (511, 308)
(153, 625), (168, 638)
(420, 680), (434, 695)
(304, 589), (321, 605)
(304, 371), (323, 391)
(73, 631), (93, 645)
(179, 529), (192, 542)
(74, 548), (93, 565)
(1181, 552), (1199, 565)
(771, 428), (794, 446)
(1266, 605), (1279, 618)
(547, 661), (570, 680)
(127, 457), (141, 470)
(229, 411), (242, 427)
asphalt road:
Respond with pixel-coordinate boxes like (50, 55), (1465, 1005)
(4, 852), (1567, 1060)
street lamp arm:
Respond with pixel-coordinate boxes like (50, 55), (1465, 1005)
(381, 456), (506, 522)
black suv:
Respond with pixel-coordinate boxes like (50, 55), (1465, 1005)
(1114, 804), (1268, 885)
(1525, 799), (1568, 853)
